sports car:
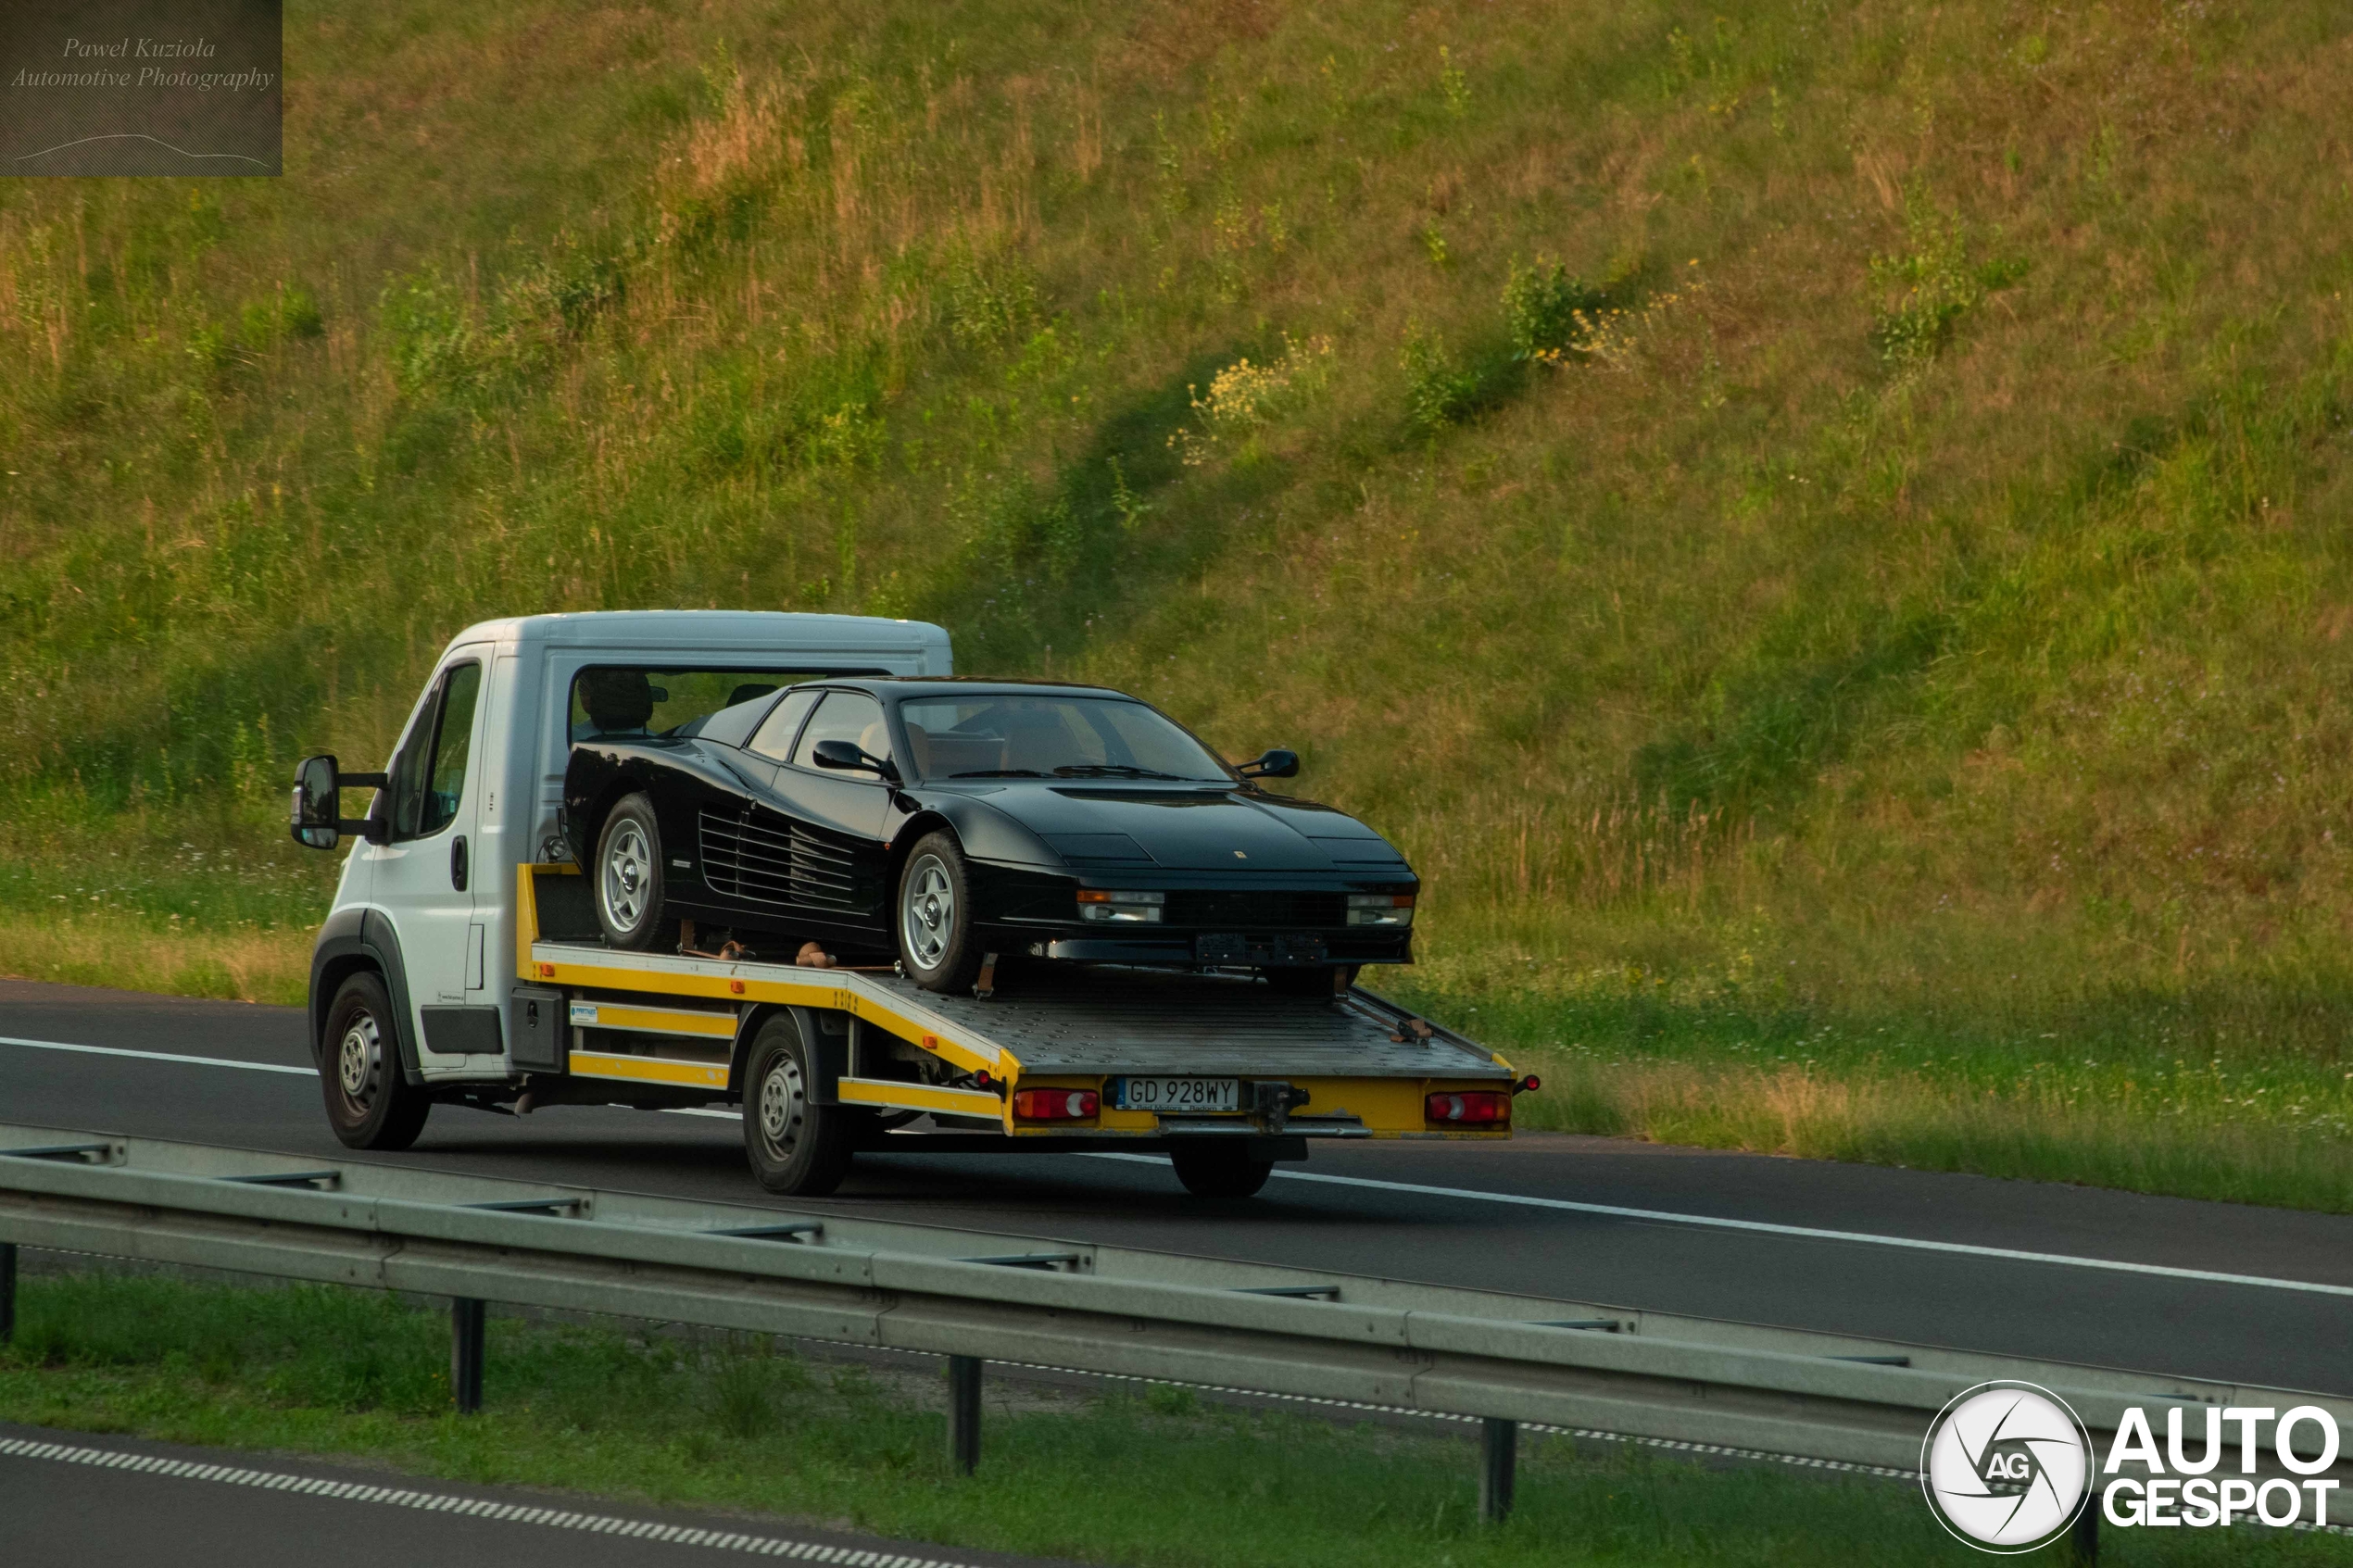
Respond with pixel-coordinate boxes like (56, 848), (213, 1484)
(560, 674), (1418, 993)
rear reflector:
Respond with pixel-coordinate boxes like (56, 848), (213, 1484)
(1013, 1087), (1100, 1122)
(1426, 1091), (1511, 1126)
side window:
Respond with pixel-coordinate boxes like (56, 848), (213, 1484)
(790, 692), (890, 771)
(746, 689), (822, 762)
(386, 662), (481, 842)
(421, 662), (483, 836)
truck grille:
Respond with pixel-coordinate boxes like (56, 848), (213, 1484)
(1164, 890), (1348, 929)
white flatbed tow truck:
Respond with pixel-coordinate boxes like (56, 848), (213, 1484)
(292, 611), (1526, 1198)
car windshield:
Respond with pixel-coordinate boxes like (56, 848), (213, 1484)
(569, 668), (834, 743)
(898, 695), (1233, 783)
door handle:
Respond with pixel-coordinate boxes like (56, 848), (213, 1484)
(451, 834), (469, 892)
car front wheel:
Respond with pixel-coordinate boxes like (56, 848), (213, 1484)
(896, 832), (984, 993)
(594, 793), (665, 950)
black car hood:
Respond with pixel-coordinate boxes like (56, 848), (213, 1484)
(937, 783), (1409, 872)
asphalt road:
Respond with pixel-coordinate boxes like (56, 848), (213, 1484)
(5, 978), (2349, 1395)
(0, 1422), (1076, 1568)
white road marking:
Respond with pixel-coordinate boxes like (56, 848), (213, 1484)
(0, 1035), (316, 1076)
(1083, 1152), (2353, 1299)
(14, 1031), (2343, 1299)
(0, 1436), (988, 1562)
(0, 1031), (742, 1121)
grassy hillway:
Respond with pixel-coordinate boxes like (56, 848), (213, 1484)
(6, 2), (2353, 1210)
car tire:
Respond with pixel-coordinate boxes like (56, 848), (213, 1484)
(1168, 1141), (1274, 1199)
(594, 793), (665, 951)
(896, 832), (984, 994)
(321, 971), (432, 1151)
(741, 1012), (859, 1196)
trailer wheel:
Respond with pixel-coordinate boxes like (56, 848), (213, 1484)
(896, 832), (984, 994)
(321, 971), (431, 1151)
(1168, 1141), (1274, 1199)
(742, 1013), (858, 1196)
(594, 793), (665, 950)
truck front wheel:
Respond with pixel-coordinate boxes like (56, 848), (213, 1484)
(594, 793), (666, 950)
(741, 1013), (859, 1196)
(1168, 1141), (1273, 1199)
(321, 971), (431, 1151)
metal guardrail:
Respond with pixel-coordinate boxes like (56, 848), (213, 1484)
(2, 1124), (2347, 1546)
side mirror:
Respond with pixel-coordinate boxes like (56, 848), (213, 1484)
(811, 738), (898, 780)
(289, 753), (390, 849)
(1238, 748), (1300, 780)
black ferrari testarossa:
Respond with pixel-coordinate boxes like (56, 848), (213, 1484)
(561, 675), (1417, 993)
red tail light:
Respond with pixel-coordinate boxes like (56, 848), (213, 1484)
(1426, 1091), (1511, 1126)
(1013, 1087), (1099, 1122)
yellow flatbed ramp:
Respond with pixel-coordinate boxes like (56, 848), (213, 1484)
(517, 866), (1516, 1144)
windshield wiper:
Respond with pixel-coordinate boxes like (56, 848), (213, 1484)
(949, 768), (1048, 778)
(1051, 764), (1193, 780)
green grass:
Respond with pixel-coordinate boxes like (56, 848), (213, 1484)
(3, 1271), (2343, 1566)
(5, 1), (2353, 1207)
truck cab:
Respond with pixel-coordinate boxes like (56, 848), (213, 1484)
(296, 613), (949, 1096)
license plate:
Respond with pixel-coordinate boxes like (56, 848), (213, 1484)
(1112, 1076), (1241, 1114)
(1197, 933), (1328, 965)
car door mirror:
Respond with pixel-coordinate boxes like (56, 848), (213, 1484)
(291, 755), (339, 848)
(289, 753), (391, 849)
(1237, 748), (1300, 780)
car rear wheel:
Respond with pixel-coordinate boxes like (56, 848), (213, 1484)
(741, 1013), (859, 1196)
(321, 971), (431, 1151)
(595, 793), (665, 950)
(1169, 1141), (1274, 1199)
(896, 832), (984, 993)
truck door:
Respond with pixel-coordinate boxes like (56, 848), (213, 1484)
(360, 647), (499, 1064)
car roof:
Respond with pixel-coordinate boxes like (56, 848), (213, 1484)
(788, 677), (1137, 702)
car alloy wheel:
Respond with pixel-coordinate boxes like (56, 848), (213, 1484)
(601, 820), (653, 935)
(901, 852), (955, 972)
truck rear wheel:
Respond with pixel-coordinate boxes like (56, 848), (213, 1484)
(742, 1013), (858, 1196)
(321, 972), (431, 1151)
(594, 793), (666, 950)
(1168, 1141), (1273, 1199)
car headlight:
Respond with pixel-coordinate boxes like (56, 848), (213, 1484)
(1347, 893), (1416, 927)
(1077, 889), (1165, 923)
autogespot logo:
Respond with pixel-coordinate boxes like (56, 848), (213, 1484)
(1921, 1382), (2093, 1552)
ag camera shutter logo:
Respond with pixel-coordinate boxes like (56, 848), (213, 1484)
(1921, 1382), (2093, 1552)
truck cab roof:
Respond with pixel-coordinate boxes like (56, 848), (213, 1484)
(441, 610), (951, 665)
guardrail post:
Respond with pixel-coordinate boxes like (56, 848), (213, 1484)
(1479, 1416), (1516, 1523)
(451, 1298), (485, 1414)
(947, 1354), (982, 1475)
(0, 1241), (16, 1345)
(2069, 1487), (2099, 1563)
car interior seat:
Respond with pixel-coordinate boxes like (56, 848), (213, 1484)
(578, 670), (656, 734)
